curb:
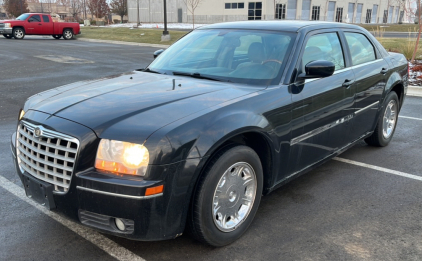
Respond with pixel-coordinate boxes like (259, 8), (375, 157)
(408, 86), (422, 97)
(78, 38), (170, 49)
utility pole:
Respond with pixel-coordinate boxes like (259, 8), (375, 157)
(161, 0), (170, 41)
(136, 0), (139, 27)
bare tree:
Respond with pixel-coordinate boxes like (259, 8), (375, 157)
(414, 0), (422, 62)
(183, 0), (204, 29)
(69, 0), (82, 19)
(110, 0), (126, 23)
(393, 0), (421, 62)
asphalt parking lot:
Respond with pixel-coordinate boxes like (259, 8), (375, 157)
(1, 36), (422, 261)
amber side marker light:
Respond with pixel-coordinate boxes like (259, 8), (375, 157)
(145, 185), (164, 196)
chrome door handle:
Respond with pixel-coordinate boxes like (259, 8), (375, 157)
(342, 79), (354, 88)
(380, 68), (388, 74)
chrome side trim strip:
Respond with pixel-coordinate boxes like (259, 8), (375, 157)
(354, 101), (380, 115)
(291, 114), (354, 146)
(76, 186), (163, 199)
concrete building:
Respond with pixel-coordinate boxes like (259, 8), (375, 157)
(128, 0), (415, 24)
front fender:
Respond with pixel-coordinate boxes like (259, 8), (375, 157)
(187, 110), (271, 159)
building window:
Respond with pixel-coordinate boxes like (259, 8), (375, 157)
(335, 7), (343, 22)
(383, 10), (388, 23)
(275, 4), (286, 19)
(311, 6), (320, 20)
(225, 2), (245, 9)
(365, 9), (372, 23)
(248, 2), (262, 20)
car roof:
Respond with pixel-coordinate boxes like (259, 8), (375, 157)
(198, 20), (363, 33)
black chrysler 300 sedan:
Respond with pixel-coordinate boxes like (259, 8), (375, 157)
(11, 21), (408, 246)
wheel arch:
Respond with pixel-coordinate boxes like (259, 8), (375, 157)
(384, 71), (405, 110)
(13, 26), (25, 32)
(197, 129), (275, 194)
(63, 27), (74, 33)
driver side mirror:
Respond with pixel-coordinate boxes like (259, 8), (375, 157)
(153, 49), (165, 59)
(298, 60), (335, 79)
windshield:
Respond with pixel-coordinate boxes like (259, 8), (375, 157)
(148, 29), (295, 86)
(16, 14), (30, 21)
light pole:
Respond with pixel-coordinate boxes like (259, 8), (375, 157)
(161, 0), (171, 41)
(136, 0), (140, 27)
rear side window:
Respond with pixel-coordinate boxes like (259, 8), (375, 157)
(344, 33), (376, 66)
(302, 32), (345, 72)
(42, 15), (50, 22)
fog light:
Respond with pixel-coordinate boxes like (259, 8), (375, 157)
(115, 218), (125, 231)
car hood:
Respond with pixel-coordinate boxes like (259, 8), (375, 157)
(0, 20), (19, 23)
(25, 71), (263, 141)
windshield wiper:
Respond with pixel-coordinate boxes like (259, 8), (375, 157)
(172, 71), (231, 82)
(143, 68), (162, 74)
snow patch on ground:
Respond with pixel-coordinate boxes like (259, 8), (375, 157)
(108, 23), (206, 30)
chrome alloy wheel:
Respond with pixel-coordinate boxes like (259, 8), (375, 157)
(14, 29), (24, 38)
(212, 162), (257, 232)
(64, 30), (72, 39)
(382, 100), (398, 139)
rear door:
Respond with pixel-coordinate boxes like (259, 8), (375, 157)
(27, 14), (42, 34)
(342, 31), (388, 141)
(41, 15), (54, 35)
(289, 30), (355, 172)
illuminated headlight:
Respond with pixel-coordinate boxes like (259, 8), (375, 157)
(4, 23), (12, 28)
(95, 139), (149, 176)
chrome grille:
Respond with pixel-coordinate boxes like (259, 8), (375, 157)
(16, 121), (80, 193)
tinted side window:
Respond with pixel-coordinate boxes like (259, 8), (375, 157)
(344, 33), (376, 66)
(302, 32), (345, 72)
(30, 15), (41, 22)
(42, 15), (50, 22)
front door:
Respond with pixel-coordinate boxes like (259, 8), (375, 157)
(343, 31), (388, 140)
(27, 14), (42, 34)
(289, 31), (355, 172)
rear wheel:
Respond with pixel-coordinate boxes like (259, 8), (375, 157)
(188, 145), (263, 247)
(3, 34), (13, 39)
(52, 35), (62, 39)
(365, 91), (399, 147)
(62, 29), (73, 40)
(13, 28), (25, 39)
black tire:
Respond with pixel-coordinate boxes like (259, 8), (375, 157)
(52, 35), (62, 39)
(3, 34), (13, 39)
(62, 29), (73, 40)
(188, 145), (263, 247)
(365, 91), (399, 147)
(13, 27), (25, 39)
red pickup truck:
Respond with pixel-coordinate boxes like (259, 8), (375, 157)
(0, 13), (81, 40)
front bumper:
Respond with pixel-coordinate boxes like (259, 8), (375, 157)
(0, 28), (13, 34)
(10, 113), (197, 241)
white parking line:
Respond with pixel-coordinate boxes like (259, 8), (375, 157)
(399, 115), (422, 121)
(334, 157), (422, 182)
(0, 175), (145, 261)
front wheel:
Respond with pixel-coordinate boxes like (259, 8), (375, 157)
(52, 35), (62, 39)
(188, 145), (263, 247)
(62, 29), (73, 40)
(3, 34), (13, 39)
(13, 28), (25, 39)
(365, 91), (399, 147)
